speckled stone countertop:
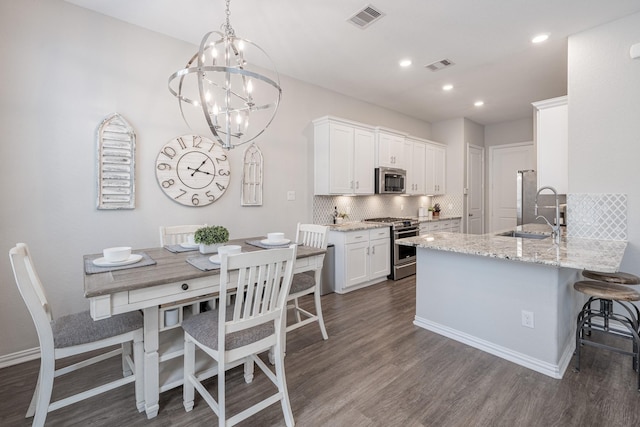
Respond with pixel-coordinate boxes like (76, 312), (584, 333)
(328, 222), (390, 232)
(416, 215), (462, 223)
(328, 216), (462, 232)
(396, 223), (627, 273)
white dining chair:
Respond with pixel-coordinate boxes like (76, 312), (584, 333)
(159, 224), (221, 320)
(9, 243), (144, 427)
(286, 223), (329, 340)
(159, 224), (204, 246)
(182, 245), (297, 427)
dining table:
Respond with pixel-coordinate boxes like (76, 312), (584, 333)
(83, 236), (326, 419)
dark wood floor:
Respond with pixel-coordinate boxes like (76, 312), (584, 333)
(2, 277), (640, 426)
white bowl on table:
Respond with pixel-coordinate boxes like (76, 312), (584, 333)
(103, 246), (132, 263)
(210, 245), (242, 264)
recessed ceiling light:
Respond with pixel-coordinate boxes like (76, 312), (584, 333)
(399, 59), (412, 67)
(474, 101), (484, 107)
(442, 84), (454, 91)
(531, 34), (549, 44)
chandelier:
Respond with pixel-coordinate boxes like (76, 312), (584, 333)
(168, 0), (282, 150)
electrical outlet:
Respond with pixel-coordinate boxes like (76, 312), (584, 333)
(521, 310), (534, 328)
(287, 191), (295, 201)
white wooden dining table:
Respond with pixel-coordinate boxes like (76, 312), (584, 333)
(83, 237), (325, 419)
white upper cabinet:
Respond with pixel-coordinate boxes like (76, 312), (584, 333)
(375, 128), (406, 169)
(532, 96), (568, 194)
(405, 137), (427, 195)
(425, 142), (446, 195)
(314, 117), (375, 195)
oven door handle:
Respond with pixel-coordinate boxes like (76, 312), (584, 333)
(395, 229), (418, 237)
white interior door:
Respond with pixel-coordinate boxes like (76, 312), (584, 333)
(489, 142), (534, 232)
(466, 144), (485, 234)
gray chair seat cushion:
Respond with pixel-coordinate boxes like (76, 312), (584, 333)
(182, 309), (274, 351)
(290, 272), (316, 294)
(52, 310), (143, 348)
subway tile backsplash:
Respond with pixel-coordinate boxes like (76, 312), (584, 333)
(567, 193), (627, 241)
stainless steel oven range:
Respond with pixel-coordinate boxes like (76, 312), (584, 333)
(363, 217), (419, 280)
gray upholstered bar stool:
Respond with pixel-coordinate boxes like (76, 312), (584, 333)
(574, 280), (640, 391)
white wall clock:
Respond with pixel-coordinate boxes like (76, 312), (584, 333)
(155, 135), (230, 206)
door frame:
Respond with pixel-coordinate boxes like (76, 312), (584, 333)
(466, 143), (485, 234)
(488, 141), (534, 232)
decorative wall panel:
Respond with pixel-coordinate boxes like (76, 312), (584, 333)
(96, 113), (136, 210)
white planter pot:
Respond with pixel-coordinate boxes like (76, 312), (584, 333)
(199, 243), (222, 254)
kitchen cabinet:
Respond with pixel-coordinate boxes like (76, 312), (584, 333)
(376, 128), (406, 169)
(425, 142), (446, 195)
(314, 117), (375, 195)
(419, 218), (461, 235)
(405, 138), (427, 195)
(532, 96), (568, 194)
(329, 227), (390, 293)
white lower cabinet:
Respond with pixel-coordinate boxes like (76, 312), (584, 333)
(419, 218), (461, 235)
(329, 227), (390, 293)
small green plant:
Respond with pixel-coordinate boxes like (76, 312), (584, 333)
(338, 211), (349, 219)
(433, 203), (441, 213)
(194, 225), (229, 245)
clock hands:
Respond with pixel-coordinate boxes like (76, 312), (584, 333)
(188, 158), (211, 176)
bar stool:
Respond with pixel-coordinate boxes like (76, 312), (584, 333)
(580, 270), (640, 334)
(574, 279), (640, 391)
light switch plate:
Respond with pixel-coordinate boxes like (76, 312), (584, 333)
(287, 191), (296, 201)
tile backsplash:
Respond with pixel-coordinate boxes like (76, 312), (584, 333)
(313, 194), (464, 224)
(567, 193), (627, 241)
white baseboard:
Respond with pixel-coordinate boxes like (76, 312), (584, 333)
(0, 347), (40, 369)
(414, 316), (573, 379)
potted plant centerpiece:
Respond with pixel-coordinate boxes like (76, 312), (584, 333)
(194, 225), (229, 254)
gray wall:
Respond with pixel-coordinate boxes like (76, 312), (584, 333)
(484, 117), (534, 148)
(567, 11), (640, 273)
(0, 0), (432, 359)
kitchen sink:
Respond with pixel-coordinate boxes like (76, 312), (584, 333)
(497, 231), (550, 240)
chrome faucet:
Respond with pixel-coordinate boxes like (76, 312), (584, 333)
(535, 186), (561, 242)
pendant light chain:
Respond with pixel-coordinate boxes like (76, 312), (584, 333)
(222, 0), (235, 38)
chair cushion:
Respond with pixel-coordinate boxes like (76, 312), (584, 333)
(52, 310), (143, 348)
(290, 272), (316, 294)
(182, 309), (274, 351)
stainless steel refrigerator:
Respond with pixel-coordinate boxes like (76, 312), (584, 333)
(516, 170), (566, 226)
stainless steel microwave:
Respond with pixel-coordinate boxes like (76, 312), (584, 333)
(375, 167), (406, 194)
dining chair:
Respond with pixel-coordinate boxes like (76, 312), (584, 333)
(9, 243), (144, 427)
(182, 244), (297, 427)
(286, 223), (329, 340)
(159, 224), (220, 320)
(159, 224), (204, 246)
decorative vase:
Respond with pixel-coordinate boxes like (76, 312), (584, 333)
(433, 212), (440, 219)
(199, 243), (222, 254)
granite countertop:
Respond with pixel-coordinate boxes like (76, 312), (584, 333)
(396, 223), (627, 273)
(328, 222), (390, 232)
(328, 216), (462, 232)
(417, 215), (462, 223)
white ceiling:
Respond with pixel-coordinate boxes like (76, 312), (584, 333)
(65, 0), (640, 125)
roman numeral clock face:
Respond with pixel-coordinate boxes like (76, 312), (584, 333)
(155, 135), (230, 206)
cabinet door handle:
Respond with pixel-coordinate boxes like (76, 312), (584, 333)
(366, 247), (370, 255)
(181, 283), (189, 290)
(372, 246), (375, 254)
(356, 181), (359, 189)
(351, 181), (354, 189)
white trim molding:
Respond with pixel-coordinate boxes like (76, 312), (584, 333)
(0, 346), (40, 369)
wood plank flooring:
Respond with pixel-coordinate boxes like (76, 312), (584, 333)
(2, 277), (640, 426)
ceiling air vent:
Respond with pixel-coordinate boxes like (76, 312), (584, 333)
(348, 4), (385, 29)
(425, 59), (455, 72)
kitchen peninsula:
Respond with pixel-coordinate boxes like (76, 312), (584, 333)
(396, 224), (627, 379)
